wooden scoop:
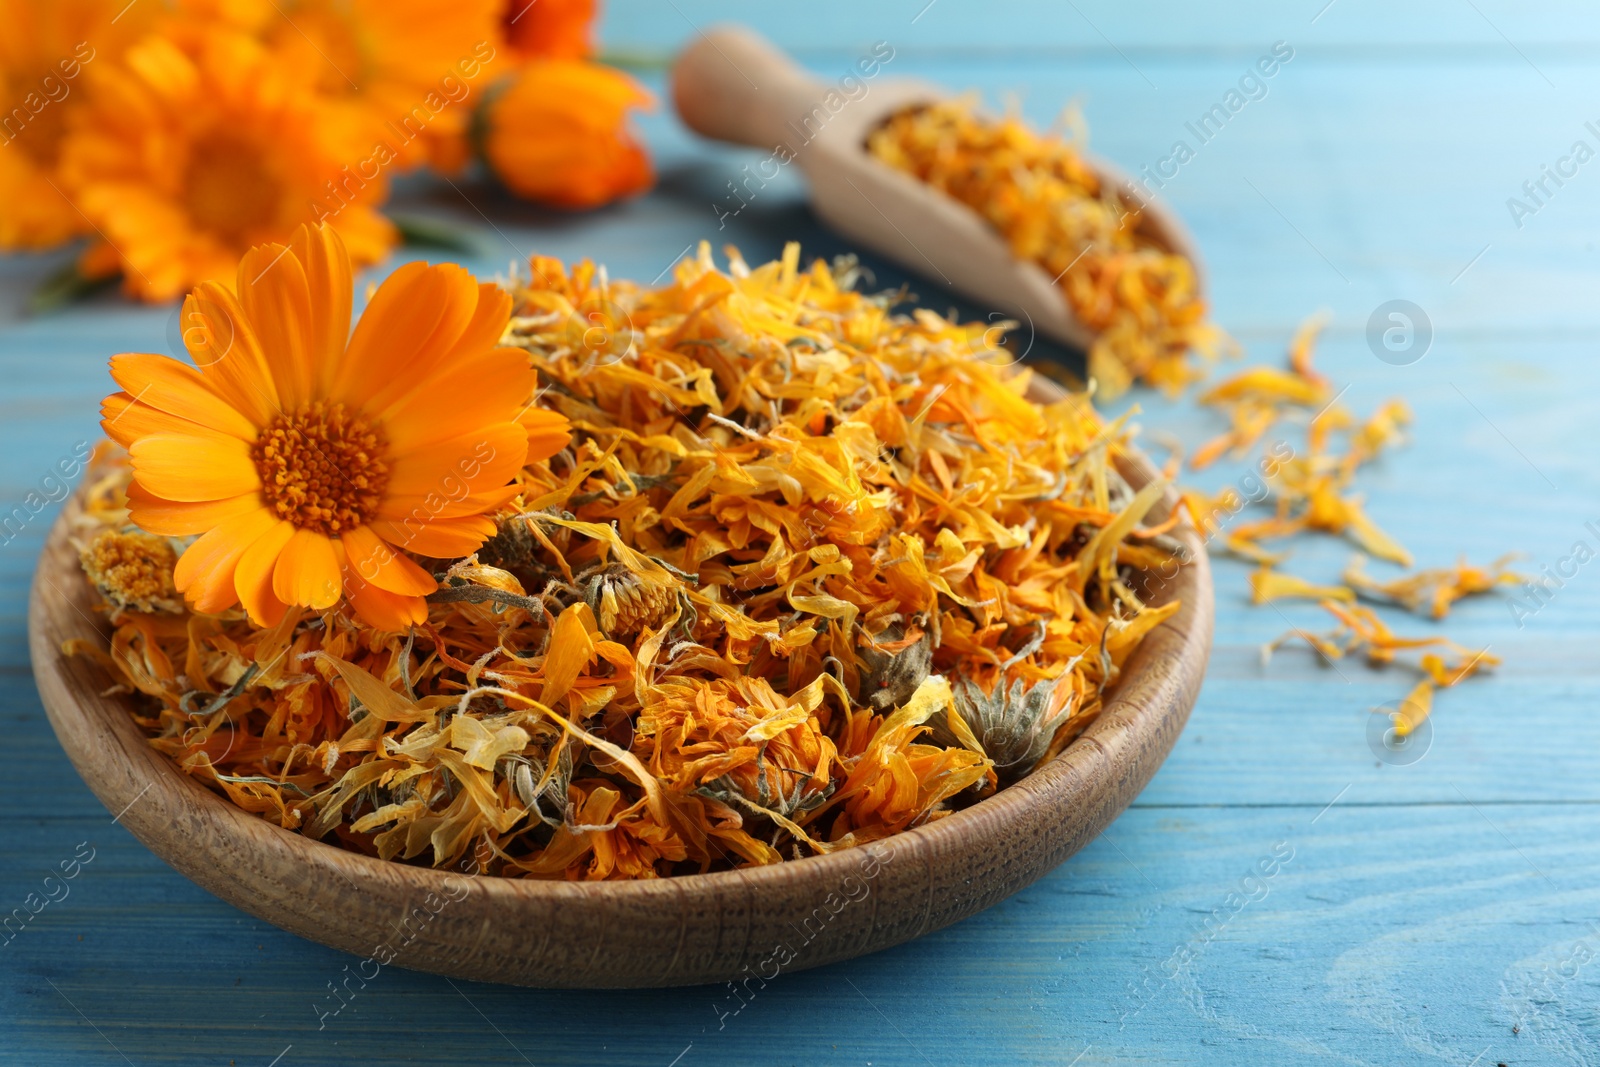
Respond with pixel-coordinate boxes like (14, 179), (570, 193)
(672, 26), (1204, 353)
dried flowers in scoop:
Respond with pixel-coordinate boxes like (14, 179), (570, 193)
(868, 98), (1224, 398)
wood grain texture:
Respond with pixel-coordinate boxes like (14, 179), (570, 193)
(28, 407), (1210, 989)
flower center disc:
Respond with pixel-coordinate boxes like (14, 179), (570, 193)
(184, 134), (280, 242)
(252, 402), (389, 535)
(9, 75), (70, 167)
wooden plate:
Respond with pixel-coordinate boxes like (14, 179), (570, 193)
(29, 413), (1211, 989)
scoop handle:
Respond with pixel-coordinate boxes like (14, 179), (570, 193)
(672, 26), (826, 151)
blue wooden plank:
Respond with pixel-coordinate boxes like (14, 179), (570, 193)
(6, 805), (1600, 1065)
(600, 0), (1600, 53)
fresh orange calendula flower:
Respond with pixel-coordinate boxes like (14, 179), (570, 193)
(502, 0), (596, 60)
(481, 59), (653, 209)
(100, 223), (562, 630)
(60, 26), (394, 301)
(0, 0), (154, 250)
(240, 0), (507, 173)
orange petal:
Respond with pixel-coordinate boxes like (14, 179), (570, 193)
(236, 242), (314, 410)
(442, 285), (513, 357)
(381, 347), (538, 453)
(368, 515), (496, 558)
(181, 284), (280, 427)
(341, 524), (437, 596)
(127, 486), (261, 537)
(101, 391), (237, 450)
(272, 528), (343, 609)
(233, 519), (295, 626)
(108, 353), (258, 439)
(377, 482), (521, 523)
(346, 579), (428, 632)
(520, 407), (573, 462)
(129, 433), (259, 502)
(333, 262), (479, 410)
(172, 506), (278, 614)
(294, 224), (354, 396)
(385, 423), (529, 499)
(541, 602), (597, 706)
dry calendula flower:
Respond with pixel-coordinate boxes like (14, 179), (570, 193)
(938, 672), (1073, 786)
(80, 530), (183, 614)
(1343, 552), (1523, 619)
(1264, 600), (1499, 685)
(584, 563), (677, 637)
(868, 97), (1225, 397)
(73, 238), (1182, 880)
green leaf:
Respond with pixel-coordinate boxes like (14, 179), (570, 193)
(390, 213), (489, 256)
(596, 50), (672, 73)
(30, 262), (118, 315)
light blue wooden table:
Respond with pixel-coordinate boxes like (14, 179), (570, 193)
(5, 2), (1600, 1064)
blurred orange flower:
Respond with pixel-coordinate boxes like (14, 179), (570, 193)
(502, 0), (595, 61)
(61, 27), (395, 301)
(480, 59), (652, 209)
(250, 0), (507, 172)
(101, 224), (549, 629)
(0, 0), (153, 249)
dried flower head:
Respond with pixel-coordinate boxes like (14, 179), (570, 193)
(857, 626), (933, 713)
(79, 529), (183, 614)
(945, 674), (1073, 784)
(584, 563), (675, 637)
